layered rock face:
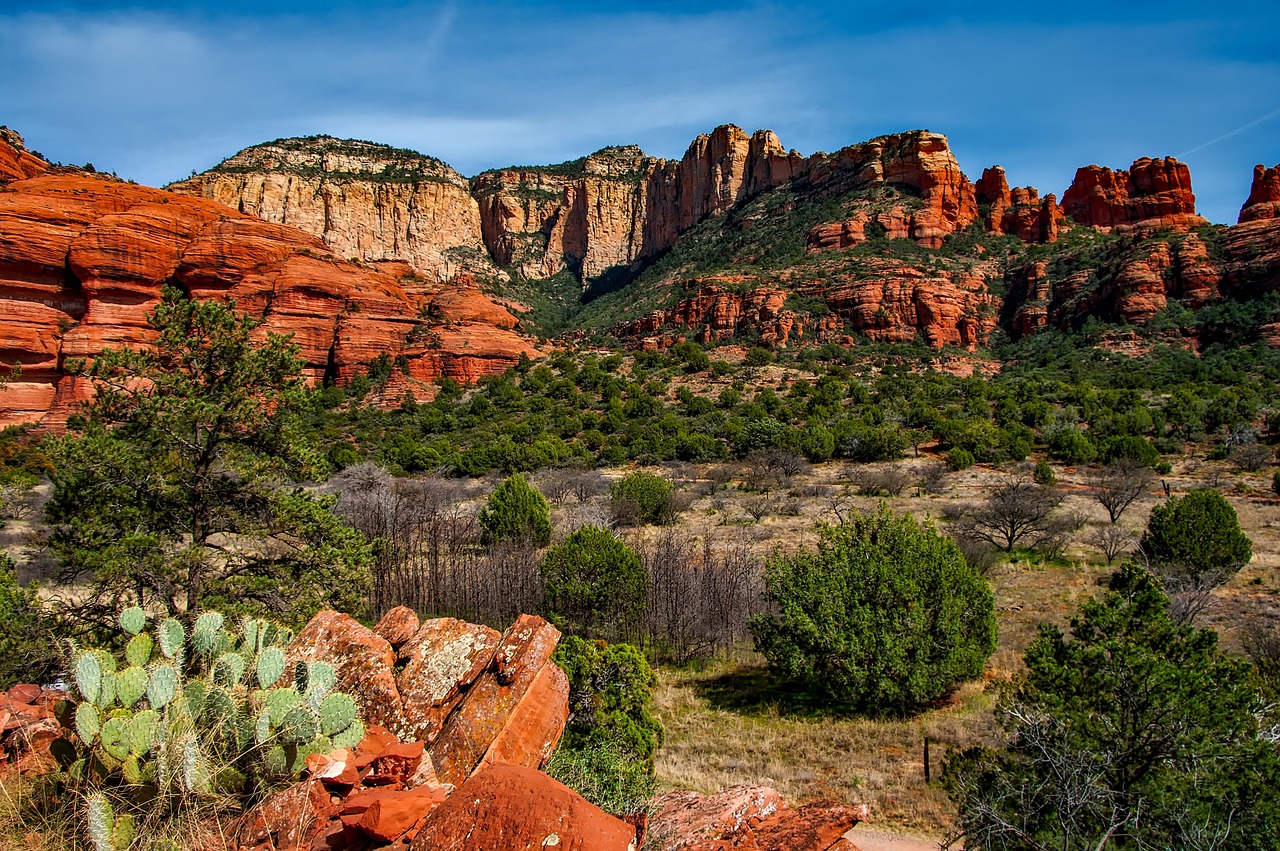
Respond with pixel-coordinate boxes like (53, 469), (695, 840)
(168, 137), (495, 282)
(627, 264), (998, 353)
(184, 127), (977, 287)
(974, 166), (1060, 243)
(472, 146), (656, 280)
(0, 134), (536, 427)
(1061, 156), (1206, 231)
(1239, 164), (1280, 223)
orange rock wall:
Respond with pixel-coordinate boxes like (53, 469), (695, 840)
(0, 136), (537, 427)
(1061, 156), (1206, 231)
(1239, 164), (1280, 223)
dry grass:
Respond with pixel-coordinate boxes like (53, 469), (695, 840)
(652, 660), (997, 837)
(648, 453), (1280, 841)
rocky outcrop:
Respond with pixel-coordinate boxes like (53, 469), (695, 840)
(0, 129), (48, 182)
(1221, 218), (1280, 300)
(168, 137), (495, 283)
(1062, 157), (1206, 231)
(625, 280), (826, 348)
(629, 263), (996, 351)
(411, 762), (639, 851)
(473, 146), (656, 281)
(286, 610), (568, 782)
(0, 134), (537, 427)
(799, 131), (980, 251)
(647, 785), (867, 851)
(1239, 164), (1280, 223)
(185, 127), (976, 286)
(1003, 230), (1227, 334)
(974, 166), (1059, 243)
(0, 684), (66, 777)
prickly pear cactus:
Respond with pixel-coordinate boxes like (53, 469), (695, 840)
(62, 602), (368, 848)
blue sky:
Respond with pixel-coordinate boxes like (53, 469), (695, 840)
(2, 1), (1277, 223)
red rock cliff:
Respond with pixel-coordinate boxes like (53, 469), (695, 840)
(1062, 156), (1206, 231)
(0, 135), (537, 427)
(1239, 164), (1280, 223)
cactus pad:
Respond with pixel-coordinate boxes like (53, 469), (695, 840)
(119, 606), (147, 636)
(158, 619), (185, 659)
(75, 652), (102, 706)
(203, 686), (238, 728)
(265, 687), (303, 726)
(318, 693), (357, 737)
(95, 670), (117, 710)
(331, 718), (365, 750)
(256, 646), (286, 689)
(122, 754), (143, 785)
(75, 702), (101, 745)
(254, 707), (272, 746)
(181, 736), (205, 792)
(146, 664), (178, 709)
(192, 612), (224, 657)
(100, 716), (130, 761)
(212, 651), (246, 687)
(125, 632), (154, 668)
(111, 813), (137, 851)
(116, 666), (147, 709)
(241, 617), (260, 654)
(263, 744), (289, 777)
(292, 659), (309, 693)
(304, 661), (337, 704)
(86, 793), (114, 851)
(279, 704), (318, 745)
(127, 709), (158, 755)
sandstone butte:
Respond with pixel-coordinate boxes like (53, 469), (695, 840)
(0, 130), (538, 428)
(1239, 163), (1280, 223)
(0, 607), (869, 851)
(7, 122), (1280, 426)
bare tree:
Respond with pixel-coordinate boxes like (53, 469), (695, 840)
(849, 463), (913, 497)
(1088, 525), (1136, 565)
(637, 527), (763, 664)
(1242, 619), (1280, 688)
(1155, 563), (1236, 625)
(952, 477), (1067, 552)
(1229, 442), (1271, 473)
(917, 460), (950, 495)
(1087, 461), (1156, 524)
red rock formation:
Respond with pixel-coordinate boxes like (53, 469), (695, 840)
(974, 166), (1058, 243)
(373, 605), (421, 649)
(0, 685), (68, 777)
(1221, 218), (1280, 301)
(1062, 157), (1206, 231)
(289, 611), (408, 735)
(428, 614), (567, 786)
(821, 263), (996, 349)
(1003, 230), (1227, 333)
(0, 134), (538, 427)
(396, 618), (502, 743)
(283, 609), (568, 785)
(190, 126), (977, 286)
(1239, 164), (1280, 223)
(627, 261), (997, 352)
(410, 762), (639, 851)
(473, 145), (656, 281)
(647, 785), (867, 851)
(806, 213), (869, 252)
(0, 129), (48, 182)
(625, 280), (817, 348)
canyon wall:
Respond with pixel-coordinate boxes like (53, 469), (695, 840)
(0, 132), (537, 427)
